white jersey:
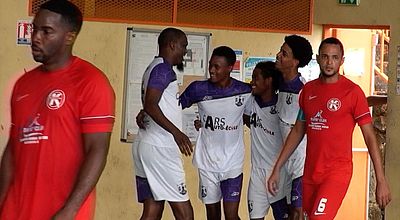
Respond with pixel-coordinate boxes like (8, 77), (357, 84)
(138, 57), (182, 148)
(277, 74), (306, 159)
(247, 95), (283, 169)
(277, 74), (306, 126)
(180, 78), (252, 172)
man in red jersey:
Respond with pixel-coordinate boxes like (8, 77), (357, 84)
(0, 0), (115, 219)
(267, 37), (391, 219)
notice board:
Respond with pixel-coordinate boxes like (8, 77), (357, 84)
(121, 28), (211, 142)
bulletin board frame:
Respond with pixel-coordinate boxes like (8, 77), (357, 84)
(121, 27), (211, 142)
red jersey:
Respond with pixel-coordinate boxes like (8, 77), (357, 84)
(299, 76), (371, 184)
(1, 57), (115, 220)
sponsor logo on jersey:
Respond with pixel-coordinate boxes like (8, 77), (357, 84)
(248, 200), (254, 213)
(250, 113), (275, 135)
(327, 98), (341, 112)
(309, 110), (329, 131)
(177, 183), (187, 195)
(235, 95), (244, 106)
(46, 89), (65, 110)
(20, 114), (48, 144)
(202, 115), (238, 131)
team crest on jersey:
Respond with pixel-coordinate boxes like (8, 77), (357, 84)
(201, 186), (207, 198)
(270, 105), (278, 114)
(248, 200), (253, 213)
(327, 98), (341, 112)
(286, 93), (293, 105)
(235, 95), (244, 106)
(177, 183), (187, 195)
(46, 89), (65, 110)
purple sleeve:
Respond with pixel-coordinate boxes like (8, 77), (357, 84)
(147, 64), (176, 91)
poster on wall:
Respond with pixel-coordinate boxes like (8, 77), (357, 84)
(231, 50), (243, 81)
(243, 57), (275, 83)
(343, 48), (365, 76)
(244, 57), (320, 83)
(17, 20), (32, 45)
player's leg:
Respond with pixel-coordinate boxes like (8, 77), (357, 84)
(206, 202), (222, 220)
(221, 173), (243, 220)
(141, 198), (165, 220)
(248, 167), (271, 220)
(133, 140), (165, 219)
(139, 143), (192, 219)
(289, 177), (303, 220)
(271, 197), (290, 220)
(302, 181), (317, 219)
(198, 169), (222, 219)
(169, 201), (194, 220)
(306, 178), (350, 219)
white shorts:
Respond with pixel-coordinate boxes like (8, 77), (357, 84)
(132, 139), (189, 202)
(248, 166), (288, 219)
(279, 122), (306, 180)
(198, 168), (243, 204)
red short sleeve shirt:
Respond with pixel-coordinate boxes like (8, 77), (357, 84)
(1, 57), (115, 220)
(299, 76), (371, 184)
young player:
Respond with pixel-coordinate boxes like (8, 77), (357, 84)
(245, 61), (289, 220)
(180, 46), (252, 220)
(275, 35), (313, 219)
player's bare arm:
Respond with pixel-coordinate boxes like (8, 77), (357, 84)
(360, 123), (391, 208)
(144, 87), (193, 156)
(267, 119), (306, 196)
(52, 132), (111, 219)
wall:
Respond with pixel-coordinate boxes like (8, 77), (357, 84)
(2, 0), (399, 219)
(0, 0), (323, 219)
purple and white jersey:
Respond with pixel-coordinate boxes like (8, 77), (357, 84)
(277, 73), (306, 168)
(138, 57), (182, 148)
(180, 78), (252, 172)
(247, 95), (283, 169)
(277, 74), (305, 127)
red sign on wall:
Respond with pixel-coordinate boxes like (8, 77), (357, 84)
(17, 20), (33, 45)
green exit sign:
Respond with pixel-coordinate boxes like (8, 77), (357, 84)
(339, 0), (360, 5)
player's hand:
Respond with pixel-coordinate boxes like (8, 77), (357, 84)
(173, 131), (193, 157)
(376, 178), (391, 209)
(267, 169), (280, 196)
(136, 109), (146, 129)
(194, 118), (202, 131)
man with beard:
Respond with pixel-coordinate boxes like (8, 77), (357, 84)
(132, 27), (194, 220)
(0, 0), (115, 219)
(268, 37), (391, 219)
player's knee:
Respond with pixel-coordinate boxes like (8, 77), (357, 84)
(171, 201), (194, 220)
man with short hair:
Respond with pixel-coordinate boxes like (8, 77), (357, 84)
(275, 35), (313, 219)
(0, 0), (115, 219)
(132, 27), (194, 220)
(181, 46), (252, 220)
(268, 37), (391, 219)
